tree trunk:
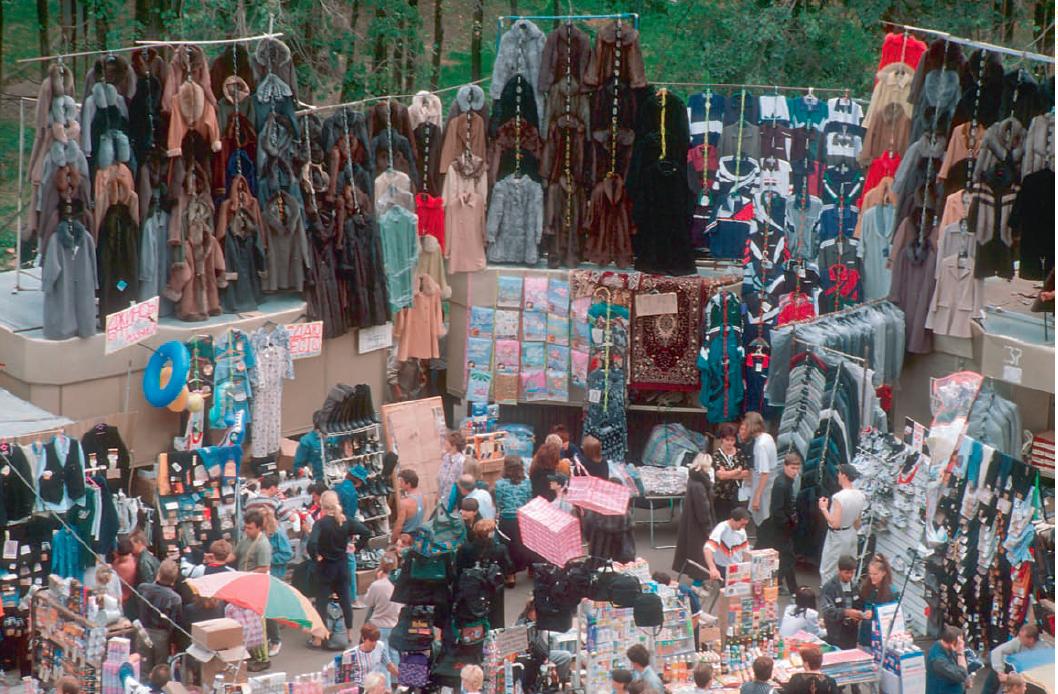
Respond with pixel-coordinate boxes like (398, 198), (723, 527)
(430, 0), (443, 89)
(372, 5), (388, 94)
(135, 0), (149, 35)
(510, 0), (519, 14)
(0, 0), (5, 87)
(36, 0), (50, 77)
(403, 0), (417, 91)
(80, 0), (88, 76)
(1032, 0), (1049, 49)
(471, 0), (483, 80)
(96, 14), (109, 50)
(341, 0), (364, 100)
(552, 0), (559, 28)
(394, 10), (406, 92)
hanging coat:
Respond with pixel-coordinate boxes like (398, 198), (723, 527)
(96, 203), (140, 323)
(42, 220), (98, 340)
(216, 176), (266, 312)
(672, 468), (716, 580)
(262, 190), (310, 292)
(166, 165), (227, 321)
(305, 207), (348, 338)
(486, 174), (544, 265)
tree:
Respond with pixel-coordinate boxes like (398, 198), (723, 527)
(36, 0), (49, 77)
(470, 0), (483, 80)
(430, 0), (443, 89)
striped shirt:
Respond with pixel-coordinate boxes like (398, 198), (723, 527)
(706, 520), (749, 568)
(345, 643), (394, 686)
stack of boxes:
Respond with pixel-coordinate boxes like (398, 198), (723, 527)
(717, 548), (779, 640)
(101, 637), (135, 694)
(187, 618), (249, 686)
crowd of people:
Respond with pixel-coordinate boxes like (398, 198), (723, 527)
(67, 419), (1048, 694)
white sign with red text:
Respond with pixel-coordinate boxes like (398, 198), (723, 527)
(104, 297), (159, 354)
(289, 321), (324, 359)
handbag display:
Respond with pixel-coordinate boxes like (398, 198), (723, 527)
(632, 592), (664, 627)
(390, 605), (436, 651)
(608, 573), (642, 608)
(397, 652), (431, 688)
(408, 550), (450, 582)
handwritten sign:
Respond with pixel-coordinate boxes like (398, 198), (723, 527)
(490, 625), (529, 658)
(289, 322), (324, 360)
(105, 297), (159, 354)
(358, 322), (393, 354)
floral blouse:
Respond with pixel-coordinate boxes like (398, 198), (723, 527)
(714, 447), (749, 502)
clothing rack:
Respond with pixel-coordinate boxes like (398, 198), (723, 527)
(16, 43), (146, 64)
(880, 21), (1056, 64)
(781, 297), (891, 330)
(651, 81), (853, 94)
(496, 12), (640, 36)
(134, 31), (285, 47)
(294, 76), (490, 115)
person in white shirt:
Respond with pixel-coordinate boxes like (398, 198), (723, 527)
(818, 464), (867, 582)
(780, 587), (822, 637)
(363, 553), (403, 666)
(458, 473), (496, 520)
(988, 624), (1046, 693)
(704, 507), (752, 581)
(741, 412), (778, 527)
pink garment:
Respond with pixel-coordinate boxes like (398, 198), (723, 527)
(442, 155), (488, 273)
(416, 192), (445, 252)
(940, 190), (968, 230)
(394, 274), (446, 361)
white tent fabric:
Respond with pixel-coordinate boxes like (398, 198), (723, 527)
(0, 387), (72, 436)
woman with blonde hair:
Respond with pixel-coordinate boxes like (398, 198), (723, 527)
(307, 490), (357, 647)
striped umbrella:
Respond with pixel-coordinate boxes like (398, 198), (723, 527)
(187, 571), (328, 639)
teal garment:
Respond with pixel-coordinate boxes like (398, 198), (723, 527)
(787, 96), (829, 130)
(379, 206), (419, 314)
(494, 478), (532, 519)
(698, 331), (745, 422)
(268, 528), (294, 578)
(210, 329), (256, 430)
(293, 430), (324, 480)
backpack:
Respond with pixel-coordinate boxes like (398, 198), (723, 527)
(398, 652), (431, 687)
(453, 566), (494, 621)
(391, 567), (450, 606)
(408, 550), (450, 583)
(457, 619), (488, 646)
(632, 592), (664, 627)
(390, 605), (436, 652)
(324, 600), (349, 650)
(416, 502), (467, 556)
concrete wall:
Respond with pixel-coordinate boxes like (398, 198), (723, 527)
(0, 304), (387, 466)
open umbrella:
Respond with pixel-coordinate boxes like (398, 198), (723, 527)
(187, 571), (328, 639)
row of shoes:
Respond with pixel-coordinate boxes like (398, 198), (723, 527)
(314, 384), (379, 433)
(356, 548), (387, 570)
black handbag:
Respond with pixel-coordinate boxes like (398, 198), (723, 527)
(589, 562), (617, 602)
(391, 568), (450, 606)
(390, 605), (437, 652)
(632, 592), (663, 627)
(608, 573), (642, 608)
(564, 558), (595, 602)
(534, 603), (573, 632)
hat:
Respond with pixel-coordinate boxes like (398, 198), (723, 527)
(348, 465), (370, 482)
(547, 473), (569, 485)
(838, 464), (861, 481)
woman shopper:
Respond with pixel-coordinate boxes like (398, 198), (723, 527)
(494, 455), (533, 585)
(672, 452), (716, 580)
(438, 430), (467, 510)
(529, 441), (562, 501)
(781, 645), (840, 694)
(780, 587), (821, 637)
(857, 553), (896, 646)
(260, 506), (293, 656)
(713, 422), (751, 523)
(307, 490), (358, 648)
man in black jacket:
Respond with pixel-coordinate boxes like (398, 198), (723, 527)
(820, 555), (863, 650)
(758, 452), (801, 594)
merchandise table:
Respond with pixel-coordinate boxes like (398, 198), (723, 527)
(631, 495), (683, 549)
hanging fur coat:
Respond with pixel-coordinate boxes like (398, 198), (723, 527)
(96, 202), (140, 323)
(165, 164), (227, 321)
(336, 180), (389, 328)
(28, 62), (79, 239)
(216, 175), (265, 312)
(262, 190), (310, 292)
(370, 100), (418, 160)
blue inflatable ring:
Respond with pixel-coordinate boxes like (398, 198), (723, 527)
(142, 341), (190, 408)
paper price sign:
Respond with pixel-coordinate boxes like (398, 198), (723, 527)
(105, 297), (159, 354)
(289, 321), (324, 359)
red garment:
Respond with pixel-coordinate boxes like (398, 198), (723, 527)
(776, 291), (816, 325)
(877, 32), (927, 72)
(415, 193), (445, 251)
(858, 152), (901, 208)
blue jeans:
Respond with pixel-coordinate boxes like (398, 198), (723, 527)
(347, 553), (358, 602)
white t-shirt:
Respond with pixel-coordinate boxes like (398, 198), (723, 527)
(705, 520), (749, 568)
(831, 488), (866, 529)
(467, 488), (496, 520)
(779, 605), (821, 637)
(749, 433), (778, 525)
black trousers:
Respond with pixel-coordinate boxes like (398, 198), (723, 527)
(316, 558), (353, 631)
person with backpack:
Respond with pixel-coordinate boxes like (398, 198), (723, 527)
(307, 491), (360, 649)
(456, 519), (511, 630)
(494, 455), (533, 585)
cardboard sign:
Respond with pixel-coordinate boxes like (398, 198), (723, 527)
(104, 297), (159, 354)
(358, 322), (393, 354)
(635, 292), (678, 316)
(491, 625), (529, 658)
(289, 321), (324, 359)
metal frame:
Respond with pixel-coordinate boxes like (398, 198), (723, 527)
(881, 21), (1055, 64)
(632, 495), (682, 549)
(495, 13), (640, 53)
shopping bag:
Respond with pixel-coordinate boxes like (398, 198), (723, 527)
(566, 474), (630, 516)
(517, 497), (582, 567)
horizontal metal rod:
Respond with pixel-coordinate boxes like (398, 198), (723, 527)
(17, 44), (144, 64)
(295, 76), (490, 115)
(651, 80), (853, 94)
(135, 31), (284, 47)
(881, 21), (1055, 64)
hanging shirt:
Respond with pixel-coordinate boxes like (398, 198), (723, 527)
(785, 194), (824, 260)
(759, 95), (792, 125)
(826, 97), (863, 126)
(858, 203), (896, 300)
(379, 205), (420, 314)
(788, 96), (829, 130)
(687, 91), (726, 146)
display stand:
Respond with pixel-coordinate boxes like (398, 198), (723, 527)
(466, 430), (508, 486)
(318, 422), (390, 539)
(482, 624), (530, 694)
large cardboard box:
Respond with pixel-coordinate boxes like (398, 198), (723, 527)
(191, 617), (245, 651)
(188, 644), (249, 686)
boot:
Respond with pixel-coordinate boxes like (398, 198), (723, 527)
(361, 384), (379, 424)
(334, 384), (357, 431)
(353, 384), (371, 428)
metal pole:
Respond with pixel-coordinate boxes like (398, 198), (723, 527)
(14, 97), (25, 292)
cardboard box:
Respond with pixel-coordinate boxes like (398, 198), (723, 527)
(277, 437), (298, 473)
(188, 644), (249, 686)
(357, 568), (376, 596)
(191, 618), (245, 651)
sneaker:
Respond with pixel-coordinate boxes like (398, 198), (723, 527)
(268, 641), (282, 657)
(351, 601), (368, 609)
(247, 660), (271, 672)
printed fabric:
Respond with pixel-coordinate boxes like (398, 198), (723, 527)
(629, 275), (704, 391)
(249, 326), (294, 458)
